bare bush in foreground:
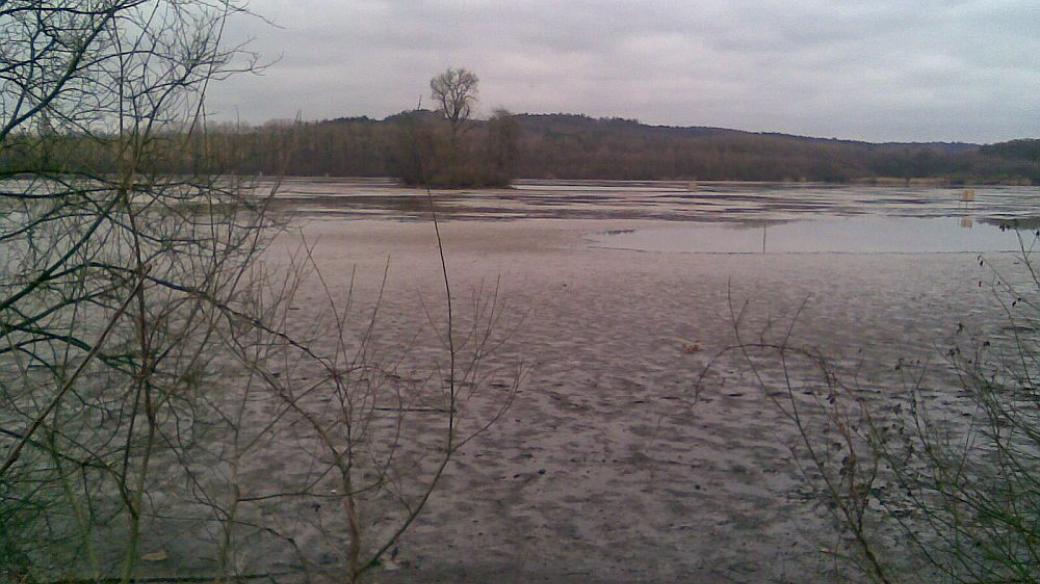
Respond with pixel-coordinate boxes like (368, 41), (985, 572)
(0, 3), (519, 582)
(719, 230), (1040, 583)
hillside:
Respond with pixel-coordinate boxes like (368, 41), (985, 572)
(2, 113), (1037, 184)
(505, 114), (1006, 182)
(279, 112), (1038, 184)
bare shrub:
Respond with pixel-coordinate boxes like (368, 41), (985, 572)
(0, 3), (519, 582)
(214, 245), (520, 582)
(716, 229), (1040, 583)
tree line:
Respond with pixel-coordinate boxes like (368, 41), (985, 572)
(2, 108), (1037, 186)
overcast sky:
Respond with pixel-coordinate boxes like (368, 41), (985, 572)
(209, 0), (1040, 143)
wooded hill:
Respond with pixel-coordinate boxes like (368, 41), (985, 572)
(3, 112), (1038, 185)
(227, 113), (1038, 184)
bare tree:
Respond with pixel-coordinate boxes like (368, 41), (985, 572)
(0, 1), (274, 580)
(0, 5), (518, 583)
(429, 67), (479, 144)
(486, 108), (519, 183)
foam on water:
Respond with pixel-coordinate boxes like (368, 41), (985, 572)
(588, 216), (1038, 254)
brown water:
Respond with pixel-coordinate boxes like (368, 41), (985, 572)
(265, 177), (1040, 225)
(588, 216), (1038, 254)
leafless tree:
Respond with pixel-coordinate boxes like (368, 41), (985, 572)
(486, 108), (519, 181)
(0, 1), (270, 580)
(0, 5), (518, 583)
(429, 67), (479, 145)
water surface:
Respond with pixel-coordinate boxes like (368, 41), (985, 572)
(264, 178), (1040, 224)
(588, 217), (1038, 254)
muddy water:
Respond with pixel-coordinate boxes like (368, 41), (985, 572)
(260, 179), (1040, 582)
(588, 216), (1037, 254)
(266, 177), (1040, 224)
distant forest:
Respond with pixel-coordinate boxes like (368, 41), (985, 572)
(3, 112), (1038, 184)
(213, 113), (1039, 184)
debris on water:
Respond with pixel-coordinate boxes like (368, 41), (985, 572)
(680, 339), (703, 353)
(141, 550), (168, 562)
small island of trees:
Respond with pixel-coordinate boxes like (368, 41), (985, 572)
(394, 67), (520, 188)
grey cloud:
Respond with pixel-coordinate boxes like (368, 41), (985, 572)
(208, 0), (1040, 142)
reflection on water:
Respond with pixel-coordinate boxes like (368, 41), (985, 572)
(251, 178), (1040, 223)
(589, 217), (1038, 254)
